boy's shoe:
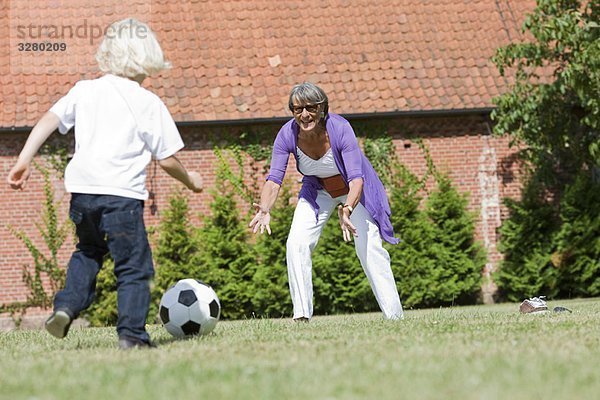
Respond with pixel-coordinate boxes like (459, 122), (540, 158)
(45, 309), (73, 339)
(519, 296), (548, 314)
(118, 336), (156, 350)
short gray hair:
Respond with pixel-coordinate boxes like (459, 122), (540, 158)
(95, 18), (171, 78)
(288, 82), (329, 117)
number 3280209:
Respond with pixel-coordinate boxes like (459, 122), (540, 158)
(17, 42), (67, 51)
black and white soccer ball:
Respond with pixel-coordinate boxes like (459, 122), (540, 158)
(159, 279), (221, 338)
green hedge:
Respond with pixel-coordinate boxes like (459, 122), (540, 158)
(80, 159), (600, 326)
(16, 127), (597, 327)
(82, 139), (487, 324)
(495, 172), (600, 301)
(388, 167), (485, 308)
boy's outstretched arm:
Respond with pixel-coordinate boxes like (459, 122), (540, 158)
(158, 155), (203, 192)
(7, 112), (60, 190)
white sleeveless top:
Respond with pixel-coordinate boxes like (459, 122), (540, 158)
(296, 147), (340, 178)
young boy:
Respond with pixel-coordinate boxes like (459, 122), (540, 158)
(7, 18), (202, 349)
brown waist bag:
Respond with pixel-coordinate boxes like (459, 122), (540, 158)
(318, 174), (349, 198)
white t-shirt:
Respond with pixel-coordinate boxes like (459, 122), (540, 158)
(49, 74), (184, 200)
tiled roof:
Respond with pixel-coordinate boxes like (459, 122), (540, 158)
(1, 0), (534, 128)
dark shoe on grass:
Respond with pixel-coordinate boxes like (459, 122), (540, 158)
(45, 310), (73, 339)
(553, 306), (572, 313)
(118, 336), (156, 350)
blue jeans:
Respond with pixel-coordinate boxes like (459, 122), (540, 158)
(54, 193), (154, 342)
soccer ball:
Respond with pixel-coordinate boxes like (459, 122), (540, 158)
(159, 279), (221, 338)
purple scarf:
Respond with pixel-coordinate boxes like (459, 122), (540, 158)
(266, 113), (399, 244)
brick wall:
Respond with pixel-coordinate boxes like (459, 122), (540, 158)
(0, 113), (522, 310)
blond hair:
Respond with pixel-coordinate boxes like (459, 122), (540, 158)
(95, 18), (171, 78)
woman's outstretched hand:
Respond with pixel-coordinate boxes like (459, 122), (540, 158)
(249, 203), (272, 235)
(337, 205), (357, 242)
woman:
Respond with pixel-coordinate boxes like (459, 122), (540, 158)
(249, 82), (403, 321)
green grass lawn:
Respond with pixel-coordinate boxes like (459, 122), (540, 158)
(1, 298), (599, 400)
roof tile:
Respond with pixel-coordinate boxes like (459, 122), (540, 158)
(2, 0), (536, 127)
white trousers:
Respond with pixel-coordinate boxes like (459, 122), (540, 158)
(286, 190), (404, 320)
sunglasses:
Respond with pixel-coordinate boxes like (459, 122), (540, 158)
(291, 103), (323, 115)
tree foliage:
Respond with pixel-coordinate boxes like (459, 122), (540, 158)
(389, 164), (485, 308)
(312, 217), (379, 315)
(82, 257), (118, 327)
(492, 0), (599, 187)
(251, 183), (295, 317)
(192, 150), (257, 320)
(492, 0), (599, 300)
(424, 175), (486, 304)
(553, 173), (600, 296)
(148, 190), (200, 322)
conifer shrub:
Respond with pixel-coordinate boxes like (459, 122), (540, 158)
(423, 174), (485, 305)
(388, 162), (485, 307)
(387, 164), (437, 308)
(495, 172), (600, 301)
(192, 154), (257, 320)
(148, 189), (200, 322)
(312, 218), (379, 315)
(251, 182), (295, 317)
(553, 173), (600, 297)
(82, 258), (117, 327)
(494, 182), (560, 301)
